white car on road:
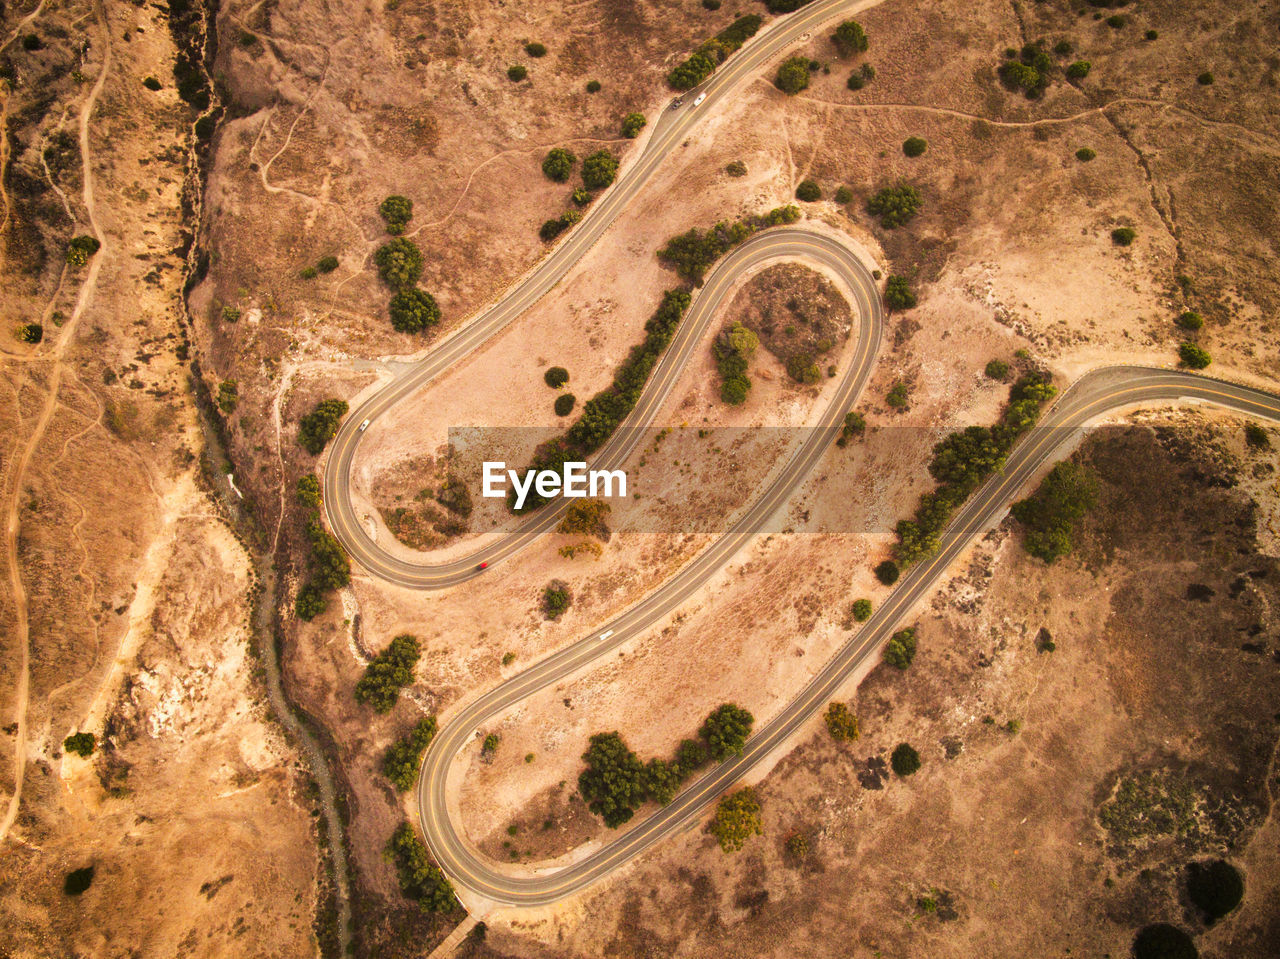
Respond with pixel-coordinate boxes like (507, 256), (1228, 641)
(693, 92), (706, 107)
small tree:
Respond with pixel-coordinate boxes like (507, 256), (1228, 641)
(542, 148), (577, 183)
(354, 634), (421, 713)
(710, 788), (763, 852)
(867, 184), (922, 228)
(795, 179), (821, 201)
(15, 323), (43, 344)
(65, 235), (101, 266)
(831, 20), (868, 56)
(834, 185), (854, 204)
(701, 703), (754, 760)
(883, 627), (917, 669)
(382, 716), (438, 791)
(620, 113), (646, 138)
(525, 41), (547, 57)
(1066, 60), (1091, 80)
(775, 55), (811, 95)
(507, 64), (527, 82)
(1179, 342), (1211, 369)
(884, 275), (917, 310)
(317, 255), (340, 274)
(874, 560), (899, 584)
(298, 399), (349, 454)
(902, 136), (927, 158)
(1111, 227), (1136, 246)
(389, 289), (441, 333)
(886, 381), (910, 409)
(824, 702), (860, 741)
(374, 238), (425, 289)
(985, 359), (1010, 380)
(891, 742), (921, 776)
(544, 365), (569, 388)
(1075, 147), (1096, 162)
(581, 150), (619, 190)
(63, 732), (96, 757)
(295, 583), (326, 620)
(851, 598), (872, 621)
(586, 79), (602, 93)
(1197, 71), (1214, 86)
(554, 394), (576, 416)
(542, 580), (571, 619)
(1176, 311), (1203, 331)
(378, 195), (414, 235)
(837, 411), (866, 447)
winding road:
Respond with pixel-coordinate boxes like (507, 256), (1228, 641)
(313, 0), (1280, 908)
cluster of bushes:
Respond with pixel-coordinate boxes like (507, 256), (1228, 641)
(824, 702), (859, 740)
(65, 235), (100, 266)
(837, 411), (866, 447)
(374, 202), (441, 335)
(775, 55), (812, 95)
(894, 371), (1058, 565)
(867, 184), (922, 229)
(667, 14), (763, 90)
(847, 62), (876, 90)
(512, 291), (693, 512)
(354, 634), (421, 713)
(300, 255), (340, 280)
(217, 380), (238, 414)
(298, 398), (349, 455)
(658, 204), (801, 283)
(15, 323), (43, 344)
(883, 626), (917, 669)
(711, 787), (763, 852)
(542, 580), (571, 619)
(294, 509), (351, 621)
(884, 275), (917, 310)
(383, 716), (438, 790)
(715, 322), (758, 405)
(539, 208), (582, 242)
(63, 732), (96, 758)
(385, 822), (455, 912)
(1011, 460), (1097, 562)
(378, 195), (413, 234)
(578, 703), (754, 827)
(620, 112), (646, 138)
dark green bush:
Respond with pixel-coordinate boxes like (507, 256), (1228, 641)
(902, 136), (927, 158)
(316, 255), (339, 274)
(16, 323), (43, 344)
(891, 742), (921, 776)
(524, 41), (547, 57)
(884, 275), (916, 310)
(507, 64), (527, 82)
(379, 195), (413, 235)
(985, 359), (1010, 380)
(306, 518), (350, 591)
(386, 822), (455, 912)
(1197, 71), (1214, 85)
(355, 634), (420, 713)
(542, 147), (576, 182)
(581, 150), (619, 190)
(716, 15), (762, 51)
(726, 160), (747, 177)
(851, 598), (872, 621)
(867, 184), (921, 228)
(621, 112), (646, 138)
(834, 185), (854, 204)
(1066, 60), (1091, 79)
(65, 235), (101, 266)
(143, 76), (162, 91)
(1053, 39), (1074, 56)
(383, 716), (438, 791)
(389, 289), (441, 334)
(296, 475), (322, 509)
(1012, 460), (1097, 562)
(1176, 311), (1203, 331)
(1111, 227), (1136, 246)
(554, 394), (576, 416)
(874, 560), (899, 584)
(542, 581), (572, 619)
(544, 366), (569, 388)
(1076, 147), (1097, 161)
(585, 79), (602, 93)
(831, 20), (869, 56)
(1106, 14), (1126, 28)
(775, 55), (811, 95)
(295, 583), (326, 620)
(883, 627), (917, 669)
(668, 50), (717, 90)
(837, 410), (866, 447)
(886, 381), (910, 409)
(1179, 342), (1211, 369)
(374, 238), (424, 289)
(1245, 423), (1270, 449)
(298, 398), (349, 454)
(578, 732), (648, 827)
(217, 380), (238, 414)
(64, 732), (96, 757)
(764, 0), (816, 11)
(795, 179), (821, 201)
(701, 703), (754, 761)
(703, 0), (722, 9)
(657, 205), (800, 284)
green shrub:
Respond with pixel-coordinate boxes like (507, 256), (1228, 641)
(507, 64), (527, 82)
(1179, 342), (1211, 369)
(295, 583), (326, 620)
(300, 266), (318, 280)
(1012, 460), (1097, 562)
(1146, 29), (1159, 40)
(305, 518), (350, 591)
(1106, 14), (1126, 28)
(379, 195), (414, 235)
(542, 147), (576, 182)
(143, 76), (162, 91)
(1176, 311), (1203, 331)
(298, 398), (349, 454)
(544, 366), (569, 388)
(999, 60), (1043, 96)
(703, 0), (722, 8)
(1245, 423), (1270, 450)
(15, 323), (43, 344)
(795, 179), (821, 202)
(701, 703), (754, 760)
(1066, 60), (1091, 79)
(891, 742), (921, 776)
(1197, 71), (1214, 85)
(874, 560), (899, 585)
(217, 380), (238, 414)
(867, 184), (921, 228)
(389, 289), (441, 333)
(222, 306), (242, 323)
(316, 255), (339, 274)
(621, 112), (646, 138)
(716, 322), (758, 404)
(385, 822), (455, 912)
(542, 581), (571, 619)
(65, 235), (101, 266)
(1053, 39), (1074, 56)
(658, 204), (802, 283)
(1076, 147), (1097, 162)
(824, 702), (860, 740)
(831, 20), (869, 56)
(726, 160), (747, 177)
(775, 55), (811, 95)
(711, 788), (762, 852)
(21, 33), (43, 51)
(554, 393), (576, 416)
(1111, 227), (1136, 246)
(524, 41), (547, 57)
(578, 732), (648, 827)
(834, 185), (854, 204)
(482, 733), (500, 755)
(668, 50), (717, 90)
(786, 352), (821, 384)
(902, 136), (927, 158)
(585, 79), (602, 93)
(383, 716), (438, 791)
(716, 14), (761, 51)
(851, 598), (872, 621)
(764, 0), (816, 10)
(837, 410), (866, 447)
(886, 381), (910, 409)
(985, 359), (1010, 380)
(884, 275), (916, 310)
(581, 150), (619, 190)
(374, 238), (424, 289)
(296, 475), (322, 509)
(883, 627), (917, 669)
(355, 634), (421, 713)
(571, 187), (592, 207)
(64, 732), (96, 757)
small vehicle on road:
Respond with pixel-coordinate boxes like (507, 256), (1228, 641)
(669, 96), (683, 110)
(477, 562), (489, 570)
(693, 92), (706, 107)
(358, 418), (371, 432)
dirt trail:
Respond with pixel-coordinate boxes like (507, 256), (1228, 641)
(0, 1), (110, 844)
